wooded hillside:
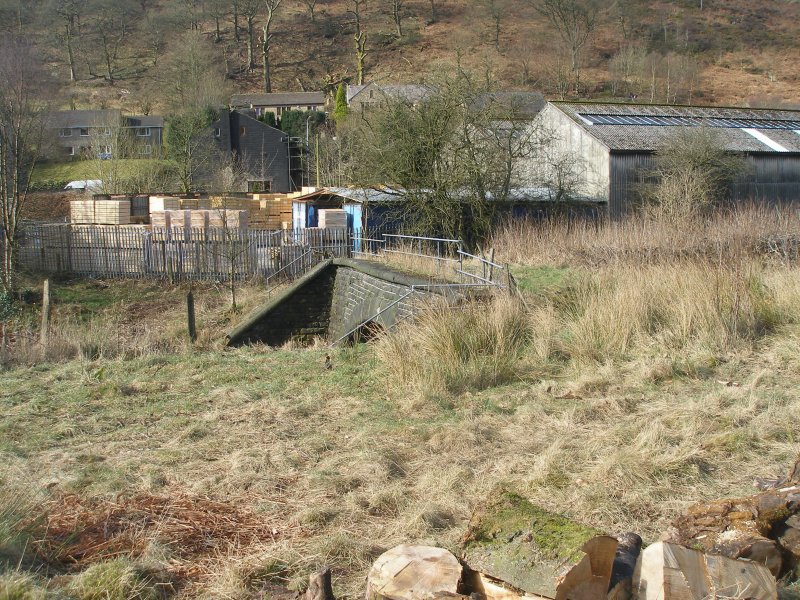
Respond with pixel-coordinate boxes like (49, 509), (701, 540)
(4, 0), (799, 113)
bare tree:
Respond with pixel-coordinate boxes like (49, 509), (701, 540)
(427, 0), (437, 24)
(531, 0), (599, 94)
(301, 0), (318, 22)
(388, 0), (404, 38)
(50, 0), (87, 81)
(239, 0), (261, 71)
(260, 0), (282, 93)
(348, 0), (368, 85)
(207, 0), (229, 42)
(86, 0), (140, 85)
(479, 0), (508, 50)
(0, 36), (55, 293)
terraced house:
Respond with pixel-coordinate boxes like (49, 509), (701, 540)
(51, 110), (164, 160)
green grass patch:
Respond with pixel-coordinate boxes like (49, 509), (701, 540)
(510, 265), (572, 296)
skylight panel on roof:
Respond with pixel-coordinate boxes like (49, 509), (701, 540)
(578, 113), (800, 130)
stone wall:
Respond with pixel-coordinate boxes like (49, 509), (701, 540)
(226, 258), (460, 347)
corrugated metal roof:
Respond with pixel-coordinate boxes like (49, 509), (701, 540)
(552, 102), (800, 152)
(231, 92), (325, 107)
(291, 186), (602, 204)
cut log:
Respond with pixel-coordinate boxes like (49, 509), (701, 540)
(460, 489), (618, 600)
(366, 545), (464, 600)
(306, 567), (335, 600)
(633, 541), (777, 600)
(461, 569), (550, 600)
(663, 492), (791, 576)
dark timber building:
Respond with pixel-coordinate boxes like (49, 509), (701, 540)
(213, 109), (306, 193)
(530, 101), (800, 217)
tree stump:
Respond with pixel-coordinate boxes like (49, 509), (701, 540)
(306, 567), (335, 600)
(366, 545), (464, 600)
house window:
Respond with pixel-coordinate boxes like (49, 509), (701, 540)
(139, 144), (152, 155)
(239, 126), (246, 136)
(214, 128), (221, 137)
(102, 145), (112, 154)
(248, 180), (273, 193)
(100, 127), (111, 136)
(60, 128), (72, 137)
(64, 146), (75, 156)
(137, 127), (151, 137)
(79, 128), (89, 137)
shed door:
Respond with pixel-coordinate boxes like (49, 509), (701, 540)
(292, 202), (306, 230)
(343, 203), (363, 252)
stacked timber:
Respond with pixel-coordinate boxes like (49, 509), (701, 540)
(190, 210), (210, 229)
(318, 209), (347, 229)
(252, 193), (293, 229)
(70, 199), (130, 225)
(208, 209), (248, 230)
(210, 196), (250, 211)
(70, 200), (96, 224)
(149, 196), (181, 212)
(180, 198), (211, 210)
(168, 209), (191, 230)
(150, 210), (170, 228)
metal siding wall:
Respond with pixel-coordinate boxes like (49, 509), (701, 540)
(609, 153), (800, 213)
(609, 153), (655, 218)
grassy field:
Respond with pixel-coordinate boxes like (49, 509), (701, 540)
(2, 208), (800, 599)
(31, 159), (175, 190)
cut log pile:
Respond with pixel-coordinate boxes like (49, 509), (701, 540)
(355, 458), (800, 600)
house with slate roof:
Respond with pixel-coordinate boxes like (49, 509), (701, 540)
(51, 110), (164, 160)
(230, 92), (326, 119)
(529, 101), (800, 217)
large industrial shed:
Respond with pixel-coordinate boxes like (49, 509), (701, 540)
(532, 101), (800, 217)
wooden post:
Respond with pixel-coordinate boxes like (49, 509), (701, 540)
(488, 248), (495, 284)
(40, 278), (51, 348)
(187, 287), (197, 343)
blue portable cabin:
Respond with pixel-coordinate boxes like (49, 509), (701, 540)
(290, 187), (403, 231)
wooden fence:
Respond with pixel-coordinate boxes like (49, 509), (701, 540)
(17, 224), (354, 281)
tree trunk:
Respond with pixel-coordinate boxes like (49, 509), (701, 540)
(262, 25), (272, 93)
(66, 19), (76, 81)
(429, 0), (436, 24)
(246, 17), (254, 70)
(214, 16), (221, 42)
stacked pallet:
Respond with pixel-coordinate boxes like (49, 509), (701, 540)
(250, 193), (293, 229)
(149, 196), (181, 212)
(71, 199), (131, 225)
(208, 209), (248, 230)
(70, 200), (96, 224)
(210, 196), (250, 211)
(190, 210), (210, 229)
(168, 210), (191, 230)
(180, 198), (211, 210)
(150, 211), (170, 228)
(318, 209), (347, 229)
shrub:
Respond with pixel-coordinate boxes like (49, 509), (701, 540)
(377, 294), (531, 394)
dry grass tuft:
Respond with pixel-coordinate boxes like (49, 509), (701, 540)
(495, 204), (799, 268)
(377, 294), (531, 394)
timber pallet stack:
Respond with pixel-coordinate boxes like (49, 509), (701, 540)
(318, 209), (347, 229)
(71, 199), (131, 225)
(251, 193), (293, 229)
